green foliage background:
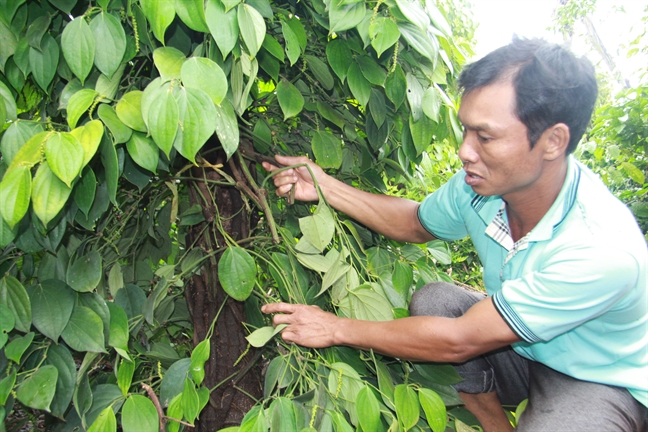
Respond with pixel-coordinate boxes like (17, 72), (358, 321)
(0, 0), (645, 431)
(0, 0), (483, 430)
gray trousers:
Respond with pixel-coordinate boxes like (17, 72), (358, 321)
(410, 282), (648, 431)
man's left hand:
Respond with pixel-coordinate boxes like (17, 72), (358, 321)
(261, 302), (341, 348)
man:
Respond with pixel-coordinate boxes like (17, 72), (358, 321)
(261, 38), (647, 431)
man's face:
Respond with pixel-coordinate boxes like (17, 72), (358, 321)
(457, 81), (549, 201)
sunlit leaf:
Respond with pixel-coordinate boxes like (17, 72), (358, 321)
(95, 64), (125, 102)
(356, 386), (381, 432)
(246, 324), (287, 348)
(238, 3), (265, 57)
(329, 1), (365, 33)
(0, 120), (43, 166)
(394, 384), (419, 430)
(395, 0), (429, 31)
(174, 87), (217, 164)
(0, 164), (31, 228)
(398, 22), (439, 62)
(141, 0), (175, 44)
(67, 88), (98, 129)
(122, 394), (158, 432)
(189, 339), (210, 385)
(369, 17), (400, 57)
(126, 132), (159, 174)
(419, 388), (446, 432)
(70, 119), (104, 168)
(147, 89), (178, 158)
(87, 406), (117, 432)
(181, 379), (199, 425)
(299, 204), (335, 251)
(409, 114), (434, 156)
(32, 163), (72, 227)
(181, 57), (228, 106)
(281, 20), (300, 67)
(153, 46), (186, 82)
(422, 86), (441, 122)
(621, 161), (645, 185)
(116, 90), (147, 132)
(214, 99), (240, 159)
(206, 0), (239, 59)
(116, 358), (135, 396)
(175, 0), (209, 32)
(337, 285), (393, 321)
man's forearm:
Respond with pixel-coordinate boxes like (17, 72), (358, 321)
(333, 315), (470, 363)
(319, 176), (434, 244)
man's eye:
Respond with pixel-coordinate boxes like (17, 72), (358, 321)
(478, 135), (490, 143)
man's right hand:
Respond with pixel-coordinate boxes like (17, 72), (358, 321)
(262, 155), (327, 202)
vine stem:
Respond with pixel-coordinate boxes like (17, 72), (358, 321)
(141, 383), (167, 431)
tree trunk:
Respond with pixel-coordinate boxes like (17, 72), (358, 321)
(184, 150), (263, 430)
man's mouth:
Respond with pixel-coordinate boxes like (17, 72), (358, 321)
(464, 171), (483, 186)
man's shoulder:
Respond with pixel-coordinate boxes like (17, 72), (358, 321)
(551, 162), (646, 259)
(572, 162), (642, 236)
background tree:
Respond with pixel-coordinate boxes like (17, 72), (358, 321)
(0, 0), (482, 431)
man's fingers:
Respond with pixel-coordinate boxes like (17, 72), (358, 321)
(261, 161), (279, 172)
(261, 302), (296, 314)
(275, 154), (310, 166)
(272, 314), (293, 326)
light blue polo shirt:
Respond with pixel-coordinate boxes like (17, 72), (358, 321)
(418, 156), (648, 407)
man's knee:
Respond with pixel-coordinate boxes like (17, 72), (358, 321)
(409, 282), (484, 318)
(517, 363), (647, 431)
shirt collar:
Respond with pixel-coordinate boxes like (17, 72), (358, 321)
(471, 155), (581, 244)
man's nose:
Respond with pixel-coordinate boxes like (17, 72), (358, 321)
(458, 135), (478, 165)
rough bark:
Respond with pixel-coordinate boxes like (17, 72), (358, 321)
(184, 151), (262, 430)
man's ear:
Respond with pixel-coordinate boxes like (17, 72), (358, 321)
(542, 123), (570, 161)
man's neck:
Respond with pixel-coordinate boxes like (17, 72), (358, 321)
(504, 159), (569, 242)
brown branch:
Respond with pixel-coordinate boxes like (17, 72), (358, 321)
(228, 158), (262, 208)
(234, 148), (282, 244)
(141, 383), (167, 431)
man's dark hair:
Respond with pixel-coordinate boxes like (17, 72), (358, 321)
(458, 37), (598, 154)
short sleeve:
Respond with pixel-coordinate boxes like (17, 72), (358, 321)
(492, 245), (640, 343)
(418, 171), (471, 241)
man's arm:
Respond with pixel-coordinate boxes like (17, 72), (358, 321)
(263, 155), (435, 244)
(261, 298), (520, 363)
